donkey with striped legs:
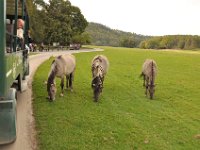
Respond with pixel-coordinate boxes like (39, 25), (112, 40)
(140, 59), (157, 99)
(47, 54), (76, 101)
(91, 55), (109, 102)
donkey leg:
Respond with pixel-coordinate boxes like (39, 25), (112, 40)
(66, 76), (69, 89)
(69, 72), (74, 92)
(60, 78), (64, 97)
(145, 85), (148, 96)
(145, 77), (149, 96)
(101, 76), (104, 90)
(143, 75), (146, 87)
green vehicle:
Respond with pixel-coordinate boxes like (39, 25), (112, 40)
(0, 0), (30, 144)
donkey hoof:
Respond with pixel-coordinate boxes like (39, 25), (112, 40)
(60, 93), (64, 97)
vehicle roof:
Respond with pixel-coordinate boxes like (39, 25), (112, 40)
(7, 0), (25, 19)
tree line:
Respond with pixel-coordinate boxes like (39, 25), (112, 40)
(139, 35), (200, 49)
(86, 23), (200, 50)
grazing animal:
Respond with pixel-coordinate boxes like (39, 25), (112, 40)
(91, 55), (109, 102)
(140, 59), (157, 99)
(47, 54), (76, 101)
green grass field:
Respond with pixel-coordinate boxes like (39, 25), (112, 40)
(32, 47), (200, 149)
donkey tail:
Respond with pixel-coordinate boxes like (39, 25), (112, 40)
(151, 60), (154, 84)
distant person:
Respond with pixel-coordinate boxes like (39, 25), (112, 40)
(40, 42), (44, 51)
(47, 44), (50, 51)
(28, 30), (32, 43)
(33, 43), (37, 52)
(28, 30), (33, 51)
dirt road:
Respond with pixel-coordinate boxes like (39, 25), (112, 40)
(0, 49), (103, 150)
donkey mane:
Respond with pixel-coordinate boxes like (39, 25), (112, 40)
(47, 60), (56, 91)
(93, 56), (102, 63)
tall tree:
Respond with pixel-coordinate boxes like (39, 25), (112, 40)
(43, 0), (88, 45)
(26, 0), (46, 43)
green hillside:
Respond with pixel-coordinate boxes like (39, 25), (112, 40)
(85, 22), (150, 47)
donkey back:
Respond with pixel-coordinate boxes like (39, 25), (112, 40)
(54, 54), (76, 78)
(92, 55), (109, 78)
(142, 59), (157, 82)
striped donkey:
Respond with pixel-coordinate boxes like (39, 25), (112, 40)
(91, 55), (109, 102)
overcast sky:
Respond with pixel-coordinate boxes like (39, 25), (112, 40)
(69, 0), (200, 36)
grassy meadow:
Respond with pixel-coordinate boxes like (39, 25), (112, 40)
(32, 47), (200, 149)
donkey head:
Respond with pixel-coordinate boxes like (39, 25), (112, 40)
(91, 76), (103, 102)
(47, 83), (57, 101)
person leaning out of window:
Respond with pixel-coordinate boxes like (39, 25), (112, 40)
(17, 19), (24, 49)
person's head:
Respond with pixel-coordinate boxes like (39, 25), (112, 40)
(17, 19), (24, 29)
